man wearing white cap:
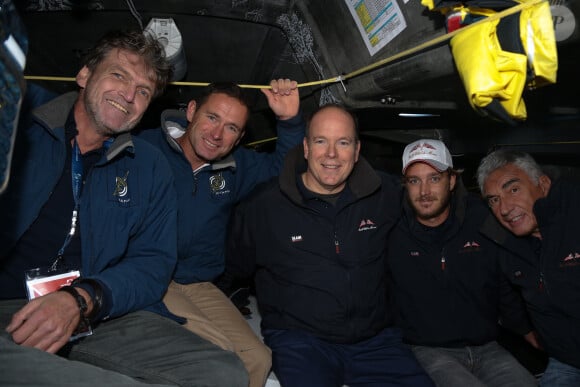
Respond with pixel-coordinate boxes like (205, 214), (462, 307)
(386, 139), (538, 386)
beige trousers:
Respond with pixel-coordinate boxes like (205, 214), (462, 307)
(163, 281), (271, 387)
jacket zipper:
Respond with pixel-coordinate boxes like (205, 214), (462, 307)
(537, 237), (546, 293)
(334, 230), (355, 337)
(192, 172), (198, 195)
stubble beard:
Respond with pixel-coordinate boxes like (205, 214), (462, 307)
(84, 96), (137, 136)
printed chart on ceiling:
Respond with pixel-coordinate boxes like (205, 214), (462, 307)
(345, 0), (407, 56)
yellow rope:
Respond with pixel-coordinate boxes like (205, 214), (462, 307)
(24, 0), (543, 90)
(23, 75), (344, 89)
(25, 75), (76, 82)
(246, 137), (279, 147)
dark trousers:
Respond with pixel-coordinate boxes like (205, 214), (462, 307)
(264, 327), (435, 387)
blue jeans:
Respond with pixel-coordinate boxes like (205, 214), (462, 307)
(1, 299), (248, 386)
(263, 327), (435, 387)
(411, 341), (537, 387)
(540, 357), (580, 387)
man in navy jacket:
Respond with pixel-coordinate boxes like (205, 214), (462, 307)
(140, 79), (303, 387)
(387, 139), (536, 387)
(478, 149), (580, 386)
(0, 30), (247, 386)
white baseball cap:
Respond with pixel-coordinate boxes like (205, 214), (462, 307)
(402, 139), (453, 174)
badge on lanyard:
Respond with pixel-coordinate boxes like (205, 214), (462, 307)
(25, 266), (81, 300)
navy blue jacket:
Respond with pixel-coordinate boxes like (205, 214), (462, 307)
(481, 178), (580, 368)
(229, 145), (402, 344)
(387, 181), (531, 347)
(0, 86), (178, 320)
(140, 109), (304, 283)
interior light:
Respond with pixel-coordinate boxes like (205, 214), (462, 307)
(144, 18), (187, 81)
(398, 113), (440, 118)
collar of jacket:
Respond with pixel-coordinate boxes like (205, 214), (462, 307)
(534, 177), (561, 230)
(33, 91), (135, 161)
(480, 212), (539, 264)
(279, 143), (381, 204)
(33, 91), (78, 136)
(161, 108), (236, 172)
(480, 212), (510, 244)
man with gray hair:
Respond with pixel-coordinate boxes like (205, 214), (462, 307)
(387, 139), (536, 387)
(478, 148), (580, 386)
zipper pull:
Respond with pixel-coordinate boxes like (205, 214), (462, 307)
(335, 239), (340, 254)
(192, 173), (198, 195)
(441, 256), (446, 271)
(538, 272), (544, 291)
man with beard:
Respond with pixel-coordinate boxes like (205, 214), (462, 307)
(0, 30), (247, 386)
(386, 139), (537, 387)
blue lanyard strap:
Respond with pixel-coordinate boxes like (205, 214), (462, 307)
(71, 138), (83, 205)
(54, 137), (114, 264)
(55, 139), (83, 261)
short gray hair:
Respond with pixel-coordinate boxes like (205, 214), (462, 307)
(476, 149), (544, 193)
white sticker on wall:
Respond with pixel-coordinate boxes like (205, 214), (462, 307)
(345, 0), (407, 56)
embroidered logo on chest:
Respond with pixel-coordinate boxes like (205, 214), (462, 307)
(209, 173), (225, 191)
(459, 240), (481, 253)
(113, 170), (130, 203)
(561, 252), (580, 267)
(209, 173), (230, 196)
(358, 219), (377, 232)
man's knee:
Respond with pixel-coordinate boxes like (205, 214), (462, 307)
(243, 341), (272, 374)
(208, 352), (249, 387)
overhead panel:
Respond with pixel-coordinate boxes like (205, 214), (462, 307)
(295, 0), (462, 110)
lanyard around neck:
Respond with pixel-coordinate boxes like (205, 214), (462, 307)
(53, 137), (114, 266)
(55, 139), (83, 263)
